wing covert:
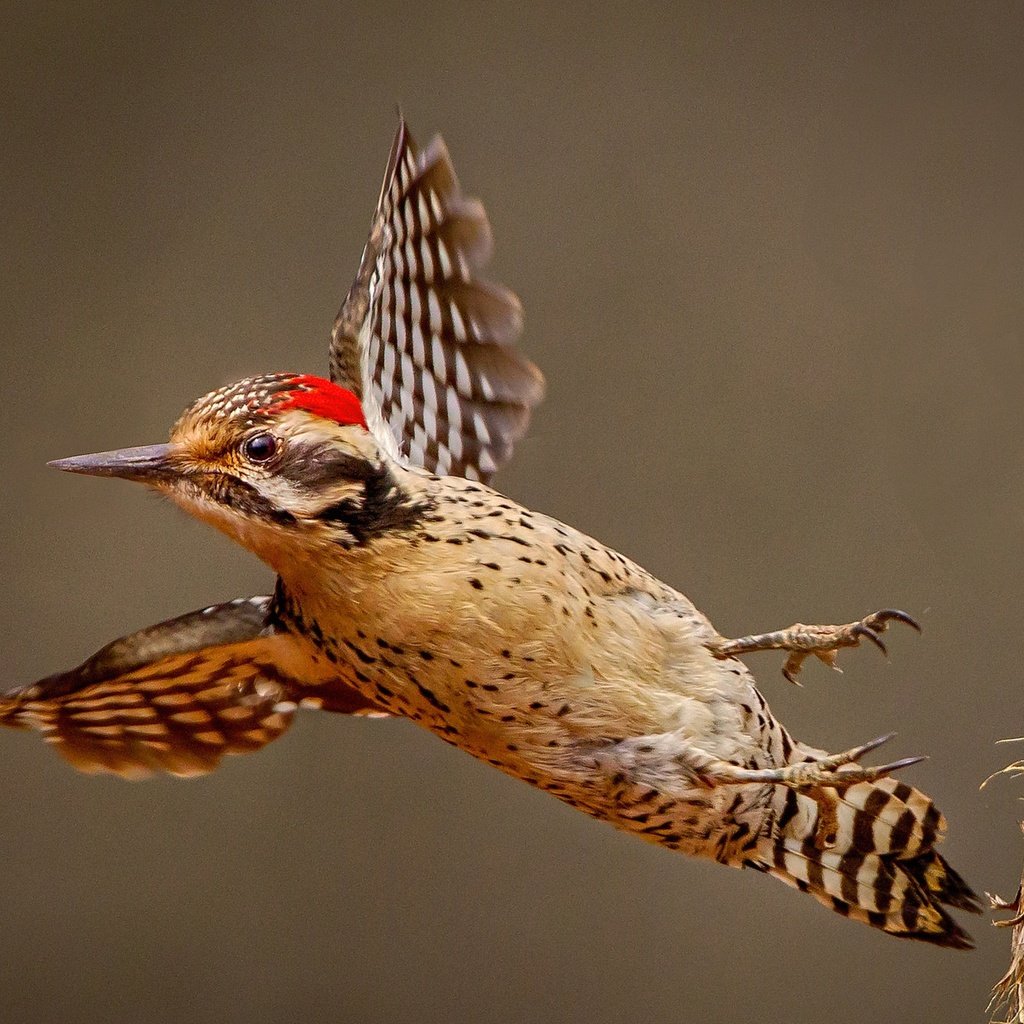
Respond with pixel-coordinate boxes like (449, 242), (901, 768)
(1, 596), (383, 779)
(331, 118), (544, 481)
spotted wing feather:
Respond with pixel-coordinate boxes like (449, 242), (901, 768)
(331, 119), (544, 481)
(0, 597), (383, 779)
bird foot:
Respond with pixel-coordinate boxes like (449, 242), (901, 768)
(707, 608), (921, 684)
(677, 733), (924, 847)
(680, 731), (922, 790)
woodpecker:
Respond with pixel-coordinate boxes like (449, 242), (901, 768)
(2, 121), (979, 949)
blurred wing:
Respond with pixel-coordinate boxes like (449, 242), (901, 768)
(331, 118), (544, 482)
(0, 596), (384, 779)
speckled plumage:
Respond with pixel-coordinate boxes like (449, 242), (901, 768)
(331, 118), (543, 481)
(4, 380), (981, 948)
(237, 447), (979, 948)
(267, 466), (785, 857)
(1, 123), (980, 950)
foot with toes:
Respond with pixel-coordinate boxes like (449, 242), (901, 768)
(707, 608), (921, 683)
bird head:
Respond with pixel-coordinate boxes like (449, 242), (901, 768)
(50, 373), (430, 567)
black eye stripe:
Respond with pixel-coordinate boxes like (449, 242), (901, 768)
(275, 445), (376, 488)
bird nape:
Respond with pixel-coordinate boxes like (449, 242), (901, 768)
(1, 120), (980, 950)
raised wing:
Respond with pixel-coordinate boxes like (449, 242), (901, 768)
(1, 597), (383, 779)
(331, 119), (544, 482)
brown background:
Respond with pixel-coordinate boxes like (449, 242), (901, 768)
(3, 3), (1024, 1022)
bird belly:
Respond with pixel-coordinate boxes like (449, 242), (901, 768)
(323, 644), (780, 867)
(280, 543), (788, 866)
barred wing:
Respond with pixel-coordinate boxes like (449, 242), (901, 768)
(331, 119), (544, 482)
(0, 597), (383, 779)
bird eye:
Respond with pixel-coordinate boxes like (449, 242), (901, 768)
(242, 432), (278, 463)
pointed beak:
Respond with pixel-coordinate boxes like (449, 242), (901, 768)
(48, 443), (178, 484)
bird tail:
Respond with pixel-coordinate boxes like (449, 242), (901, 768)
(756, 774), (981, 948)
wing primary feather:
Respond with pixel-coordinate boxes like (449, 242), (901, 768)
(1, 596), (386, 778)
(330, 119), (544, 483)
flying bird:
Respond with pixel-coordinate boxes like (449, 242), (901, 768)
(2, 120), (980, 948)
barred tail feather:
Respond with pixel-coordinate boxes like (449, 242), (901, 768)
(757, 778), (981, 949)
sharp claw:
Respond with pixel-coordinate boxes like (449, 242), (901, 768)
(852, 622), (888, 656)
(875, 754), (927, 774)
(850, 732), (898, 760)
(782, 653), (806, 686)
(873, 608), (923, 633)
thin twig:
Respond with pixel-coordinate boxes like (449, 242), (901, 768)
(989, 822), (1024, 1023)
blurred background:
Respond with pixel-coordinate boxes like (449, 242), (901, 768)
(3, 3), (1024, 1021)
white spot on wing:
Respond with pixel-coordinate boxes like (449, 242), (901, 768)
(446, 428), (462, 462)
(427, 291), (442, 334)
(454, 348), (471, 396)
(422, 401), (438, 442)
(472, 410), (491, 444)
(394, 310), (408, 353)
(412, 323), (426, 367)
(431, 335), (446, 376)
(445, 387), (463, 431)
(420, 372), (437, 412)
(381, 341), (397, 399)
(437, 239), (453, 278)
(393, 276), (407, 319)
(450, 303), (467, 342)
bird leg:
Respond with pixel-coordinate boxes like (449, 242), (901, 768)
(675, 732), (924, 847)
(677, 732), (923, 790)
(593, 730), (922, 850)
(705, 608), (921, 684)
